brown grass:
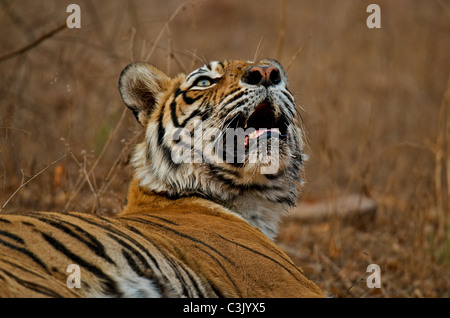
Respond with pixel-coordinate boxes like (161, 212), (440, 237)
(0, 0), (449, 297)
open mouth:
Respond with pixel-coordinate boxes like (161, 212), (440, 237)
(243, 101), (287, 148)
(217, 100), (289, 165)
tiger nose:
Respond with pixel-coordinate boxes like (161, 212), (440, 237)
(242, 65), (281, 87)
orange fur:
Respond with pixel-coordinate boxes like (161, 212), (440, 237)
(0, 180), (323, 297)
(121, 180), (324, 297)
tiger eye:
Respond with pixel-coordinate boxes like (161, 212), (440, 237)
(197, 79), (211, 87)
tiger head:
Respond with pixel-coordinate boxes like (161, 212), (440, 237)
(119, 59), (306, 239)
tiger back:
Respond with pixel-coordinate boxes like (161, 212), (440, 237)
(0, 59), (324, 298)
(0, 180), (322, 297)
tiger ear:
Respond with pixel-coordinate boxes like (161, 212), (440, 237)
(119, 62), (171, 126)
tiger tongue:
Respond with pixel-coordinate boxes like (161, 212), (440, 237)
(244, 128), (280, 147)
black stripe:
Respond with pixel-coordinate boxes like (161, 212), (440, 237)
(113, 223), (203, 297)
(122, 249), (146, 277)
(208, 163), (241, 178)
(157, 102), (180, 170)
(120, 216), (235, 266)
(0, 230), (24, 244)
(40, 232), (121, 296)
(180, 96), (213, 127)
(215, 234), (304, 282)
(208, 163), (283, 192)
(186, 69), (208, 82)
(279, 92), (296, 118)
(0, 268), (67, 297)
(157, 103), (166, 146)
(68, 214), (163, 274)
(173, 261), (206, 297)
(200, 105), (213, 121)
(142, 215), (178, 226)
(281, 90), (295, 105)
(170, 100), (180, 127)
(0, 238), (49, 273)
(224, 90), (247, 106)
(194, 245), (241, 297)
(182, 90), (202, 105)
(171, 100), (205, 128)
(179, 108), (200, 127)
(161, 143), (180, 170)
(210, 284), (225, 298)
(123, 225), (202, 297)
(115, 225), (165, 272)
(265, 169), (285, 180)
(222, 112), (246, 130)
(107, 233), (151, 275)
(0, 257), (52, 280)
(67, 213), (207, 297)
(37, 217), (115, 265)
(163, 243), (207, 297)
(268, 195), (295, 206)
(0, 218), (12, 224)
(208, 164), (240, 186)
(217, 92), (247, 116)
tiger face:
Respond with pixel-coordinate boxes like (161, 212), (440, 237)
(119, 59), (305, 238)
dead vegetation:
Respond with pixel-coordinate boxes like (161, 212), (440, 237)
(0, 0), (449, 297)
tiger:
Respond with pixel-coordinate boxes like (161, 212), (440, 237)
(0, 59), (324, 298)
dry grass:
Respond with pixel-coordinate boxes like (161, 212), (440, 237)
(0, 0), (449, 297)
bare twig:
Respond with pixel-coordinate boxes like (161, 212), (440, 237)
(253, 36), (264, 62)
(64, 107), (128, 211)
(317, 249), (361, 298)
(0, 152), (71, 213)
(434, 73), (450, 244)
(185, 49), (208, 68)
(0, 22), (66, 64)
(144, 1), (190, 62)
(285, 34), (312, 73)
(90, 130), (143, 213)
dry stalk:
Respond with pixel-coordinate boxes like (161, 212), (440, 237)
(286, 35), (312, 73)
(0, 22), (66, 64)
(90, 130), (143, 213)
(435, 73), (450, 244)
(144, 1), (191, 62)
(253, 36), (264, 62)
(0, 152), (71, 213)
(316, 248), (360, 298)
(64, 107), (128, 211)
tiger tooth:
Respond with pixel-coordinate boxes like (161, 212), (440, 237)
(249, 130), (259, 139)
(248, 128), (281, 140)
